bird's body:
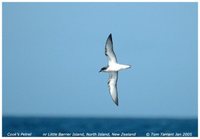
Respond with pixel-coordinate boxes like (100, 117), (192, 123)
(102, 63), (130, 72)
(99, 33), (131, 106)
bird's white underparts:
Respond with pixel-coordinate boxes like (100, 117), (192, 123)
(99, 33), (131, 106)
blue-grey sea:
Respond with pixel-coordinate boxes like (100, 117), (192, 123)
(2, 117), (198, 137)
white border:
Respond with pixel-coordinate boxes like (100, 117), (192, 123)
(0, 1), (2, 138)
(0, 0), (198, 138)
(1, 0), (199, 2)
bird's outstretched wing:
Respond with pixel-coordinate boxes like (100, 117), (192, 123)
(105, 34), (117, 65)
(108, 71), (118, 106)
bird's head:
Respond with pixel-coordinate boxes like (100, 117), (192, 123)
(99, 67), (107, 72)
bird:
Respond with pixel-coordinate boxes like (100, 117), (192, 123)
(99, 33), (131, 106)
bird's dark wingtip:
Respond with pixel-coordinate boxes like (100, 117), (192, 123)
(108, 33), (112, 38)
(107, 33), (113, 43)
(114, 99), (119, 106)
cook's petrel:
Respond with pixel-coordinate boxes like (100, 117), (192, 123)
(99, 34), (131, 106)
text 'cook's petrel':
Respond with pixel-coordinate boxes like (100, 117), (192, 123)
(99, 34), (131, 106)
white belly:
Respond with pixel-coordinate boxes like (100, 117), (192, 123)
(106, 63), (131, 72)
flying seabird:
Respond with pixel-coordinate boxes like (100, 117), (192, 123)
(99, 33), (131, 106)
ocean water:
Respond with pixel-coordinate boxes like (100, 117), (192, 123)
(2, 117), (198, 137)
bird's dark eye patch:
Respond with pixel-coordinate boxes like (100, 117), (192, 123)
(99, 67), (107, 72)
(101, 67), (107, 70)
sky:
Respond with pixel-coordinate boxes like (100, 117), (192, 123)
(2, 2), (198, 118)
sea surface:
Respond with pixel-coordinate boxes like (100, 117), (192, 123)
(2, 117), (198, 137)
